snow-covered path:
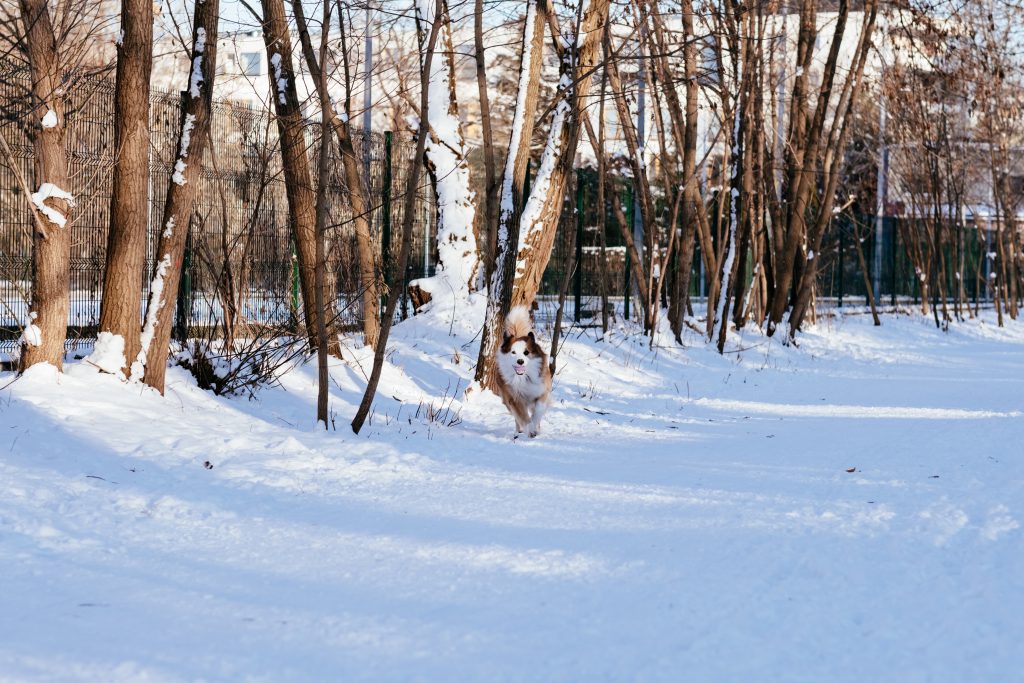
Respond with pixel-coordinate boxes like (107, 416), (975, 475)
(2, 309), (1022, 682)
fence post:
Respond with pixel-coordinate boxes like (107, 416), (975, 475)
(574, 168), (583, 322)
(838, 222), (845, 308)
(890, 218), (897, 305)
(381, 131), (393, 321)
(624, 184), (634, 320)
(290, 237), (299, 330)
(174, 226), (192, 343)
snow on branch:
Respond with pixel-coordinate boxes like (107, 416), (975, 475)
(30, 182), (75, 228)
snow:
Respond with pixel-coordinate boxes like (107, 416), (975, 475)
(270, 53), (287, 105)
(497, 0), (539, 224)
(188, 28), (207, 99)
(178, 113), (196, 158)
(2, 304), (1024, 681)
(30, 182), (75, 228)
(86, 332), (126, 376)
(171, 159), (187, 186)
(19, 312), (41, 348)
(415, 0), (478, 299)
(131, 253), (173, 379)
(40, 110), (58, 129)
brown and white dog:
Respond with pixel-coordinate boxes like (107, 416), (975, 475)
(493, 305), (552, 438)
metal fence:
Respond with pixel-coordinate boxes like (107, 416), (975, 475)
(537, 169), (1003, 325)
(1, 57), (1003, 352)
(0, 62), (435, 352)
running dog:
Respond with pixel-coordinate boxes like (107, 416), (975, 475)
(493, 305), (552, 438)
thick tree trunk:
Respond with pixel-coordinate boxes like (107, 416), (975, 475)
(417, 0), (479, 297)
(18, 0), (72, 372)
(96, 0), (153, 376)
(510, 0), (610, 311)
(135, 0), (219, 392)
(473, 0), (547, 389)
(259, 0), (340, 356)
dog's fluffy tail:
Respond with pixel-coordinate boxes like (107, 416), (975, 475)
(505, 305), (532, 338)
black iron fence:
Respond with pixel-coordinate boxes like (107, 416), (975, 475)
(0, 61), (435, 352)
(0, 57), (1005, 353)
(538, 168), (1003, 325)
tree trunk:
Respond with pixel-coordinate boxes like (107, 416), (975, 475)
(474, 0), (498, 291)
(97, 0), (153, 376)
(18, 0), (72, 372)
(259, 0), (340, 356)
(352, 1), (443, 434)
(473, 0), (547, 390)
(510, 0), (610, 311)
(312, 5), (334, 428)
(416, 0), (479, 298)
(135, 0), (219, 392)
(291, 0), (380, 348)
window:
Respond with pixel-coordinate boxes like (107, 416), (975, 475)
(241, 52), (261, 77)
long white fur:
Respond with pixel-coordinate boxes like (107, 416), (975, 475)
(495, 306), (551, 437)
(505, 305), (532, 338)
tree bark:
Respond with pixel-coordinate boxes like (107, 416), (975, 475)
(18, 0), (72, 371)
(291, 0), (380, 348)
(509, 0), (610, 311)
(473, 0), (547, 390)
(416, 0), (479, 297)
(352, 1), (443, 434)
(97, 0), (153, 376)
(135, 0), (219, 392)
(474, 0), (498, 291)
(259, 0), (340, 356)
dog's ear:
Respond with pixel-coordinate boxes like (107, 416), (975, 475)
(501, 331), (512, 351)
(527, 331), (535, 344)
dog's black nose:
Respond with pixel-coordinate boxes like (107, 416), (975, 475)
(516, 358), (525, 365)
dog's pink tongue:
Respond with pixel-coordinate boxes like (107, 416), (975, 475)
(514, 366), (526, 375)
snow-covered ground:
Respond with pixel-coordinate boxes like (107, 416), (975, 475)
(2, 302), (1022, 682)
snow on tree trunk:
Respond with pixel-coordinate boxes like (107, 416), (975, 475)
(134, 0), (219, 393)
(413, 0), (479, 303)
(508, 0), (614, 311)
(473, 0), (547, 389)
(18, 0), (73, 372)
(713, 86), (744, 352)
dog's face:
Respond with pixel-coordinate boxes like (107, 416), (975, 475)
(500, 332), (543, 377)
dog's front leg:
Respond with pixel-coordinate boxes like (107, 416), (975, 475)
(527, 399), (548, 438)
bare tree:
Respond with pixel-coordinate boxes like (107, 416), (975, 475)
(16, 0), (74, 371)
(509, 0), (611, 311)
(258, 0), (341, 356)
(352, 0), (443, 434)
(134, 0), (219, 392)
(473, 0), (548, 390)
(96, 0), (153, 375)
(292, 0), (381, 348)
